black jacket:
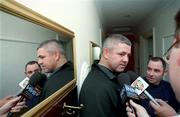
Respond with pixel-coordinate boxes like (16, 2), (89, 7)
(79, 62), (127, 117)
(39, 61), (74, 102)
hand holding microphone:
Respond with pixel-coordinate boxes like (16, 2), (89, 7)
(0, 96), (26, 117)
(117, 73), (140, 117)
(126, 100), (150, 117)
(7, 72), (47, 117)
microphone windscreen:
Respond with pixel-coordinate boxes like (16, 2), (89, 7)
(126, 71), (139, 83)
(117, 73), (131, 85)
(28, 72), (47, 88)
(120, 84), (139, 104)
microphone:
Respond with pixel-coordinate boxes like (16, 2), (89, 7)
(126, 71), (137, 83)
(117, 72), (131, 86)
(127, 71), (159, 105)
(7, 72), (47, 117)
(120, 84), (140, 104)
(117, 73), (140, 103)
(117, 73), (139, 116)
(18, 77), (29, 89)
(16, 72), (47, 99)
(21, 72), (47, 99)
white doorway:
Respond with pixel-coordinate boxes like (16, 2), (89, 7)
(139, 28), (154, 76)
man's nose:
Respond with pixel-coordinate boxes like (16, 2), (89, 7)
(122, 55), (129, 63)
(148, 71), (154, 76)
(38, 59), (42, 65)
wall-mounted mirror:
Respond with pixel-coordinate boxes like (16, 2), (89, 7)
(89, 41), (101, 65)
(0, 0), (76, 116)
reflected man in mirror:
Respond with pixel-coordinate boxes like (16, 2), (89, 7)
(79, 34), (132, 117)
(23, 61), (42, 108)
(37, 39), (74, 102)
(25, 61), (41, 79)
(19, 61), (42, 89)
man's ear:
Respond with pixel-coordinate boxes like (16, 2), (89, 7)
(103, 48), (110, 59)
(55, 51), (60, 61)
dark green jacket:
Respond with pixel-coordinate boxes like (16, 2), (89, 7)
(39, 61), (74, 102)
(79, 62), (127, 117)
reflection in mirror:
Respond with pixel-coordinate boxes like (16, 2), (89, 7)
(0, 0), (76, 116)
(0, 11), (56, 98)
(0, 10), (74, 97)
(58, 35), (74, 62)
(89, 41), (101, 65)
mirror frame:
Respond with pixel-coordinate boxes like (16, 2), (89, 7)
(0, 0), (77, 116)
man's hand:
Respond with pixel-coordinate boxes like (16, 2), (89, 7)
(150, 99), (177, 117)
(0, 96), (26, 117)
(0, 95), (14, 107)
(126, 100), (150, 117)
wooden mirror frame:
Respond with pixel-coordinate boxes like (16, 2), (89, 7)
(0, 0), (77, 116)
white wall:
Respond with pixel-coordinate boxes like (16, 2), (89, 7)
(0, 39), (2, 95)
(0, 11), (56, 43)
(138, 0), (180, 56)
(16, 0), (101, 81)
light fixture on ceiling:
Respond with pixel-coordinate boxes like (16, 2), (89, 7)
(112, 26), (131, 32)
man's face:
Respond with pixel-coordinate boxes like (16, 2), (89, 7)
(25, 63), (41, 78)
(105, 43), (131, 72)
(146, 60), (165, 85)
(169, 38), (180, 101)
(37, 48), (58, 73)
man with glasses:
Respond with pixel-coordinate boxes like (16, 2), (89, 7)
(126, 9), (180, 117)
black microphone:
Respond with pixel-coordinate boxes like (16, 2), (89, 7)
(120, 84), (140, 104)
(7, 72), (47, 117)
(127, 71), (159, 105)
(16, 72), (47, 100)
(126, 71), (137, 83)
(117, 73), (139, 116)
(117, 73), (140, 103)
(117, 72), (131, 86)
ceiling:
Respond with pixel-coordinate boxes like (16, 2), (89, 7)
(94, 0), (166, 34)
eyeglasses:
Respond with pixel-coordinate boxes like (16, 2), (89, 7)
(163, 38), (180, 62)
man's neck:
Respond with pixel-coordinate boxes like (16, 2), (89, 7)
(99, 60), (110, 70)
(56, 57), (67, 69)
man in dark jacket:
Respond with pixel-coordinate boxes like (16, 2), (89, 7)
(37, 39), (74, 101)
(79, 34), (132, 117)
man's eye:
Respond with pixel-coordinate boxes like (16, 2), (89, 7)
(39, 56), (44, 59)
(154, 70), (160, 73)
(119, 53), (125, 56)
(27, 71), (33, 74)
